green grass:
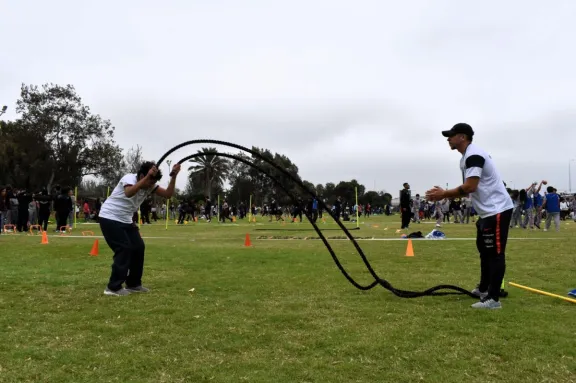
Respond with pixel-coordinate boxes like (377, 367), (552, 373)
(0, 215), (575, 383)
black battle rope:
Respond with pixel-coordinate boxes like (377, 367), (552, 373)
(178, 151), (473, 298)
(176, 151), (377, 291)
(157, 141), (476, 299)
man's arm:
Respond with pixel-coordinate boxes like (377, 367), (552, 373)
(441, 177), (480, 199)
(124, 176), (153, 198)
(155, 175), (177, 198)
(154, 164), (181, 198)
(535, 180), (545, 194)
(124, 166), (159, 198)
(426, 154), (484, 201)
(443, 154), (484, 198)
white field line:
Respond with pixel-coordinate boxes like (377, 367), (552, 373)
(17, 235), (565, 241)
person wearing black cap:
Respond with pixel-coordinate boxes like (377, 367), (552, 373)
(426, 123), (513, 309)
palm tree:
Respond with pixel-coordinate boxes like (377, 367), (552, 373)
(187, 147), (230, 199)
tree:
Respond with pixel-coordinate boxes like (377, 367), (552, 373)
(315, 183), (325, 198)
(16, 83), (123, 190)
(124, 145), (144, 174)
(382, 192), (393, 206)
(0, 120), (52, 189)
(187, 147), (231, 199)
(79, 179), (107, 199)
(301, 180), (316, 196)
(98, 144), (145, 192)
(227, 151), (255, 205)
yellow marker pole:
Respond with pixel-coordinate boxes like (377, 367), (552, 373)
(165, 198), (170, 230)
(249, 195), (252, 223)
(107, 186), (110, 198)
(74, 186), (78, 229)
(509, 282), (576, 304)
(355, 187), (359, 228)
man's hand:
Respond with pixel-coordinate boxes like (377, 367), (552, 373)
(425, 186), (445, 201)
(147, 165), (159, 179)
(171, 164), (181, 177)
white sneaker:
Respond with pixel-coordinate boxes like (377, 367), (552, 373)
(471, 288), (489, 300)
(104, 288), (131, 296)
(471, 298), (502, 309)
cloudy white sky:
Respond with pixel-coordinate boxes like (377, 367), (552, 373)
(2, 0), (576, 195)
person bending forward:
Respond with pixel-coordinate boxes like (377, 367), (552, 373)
(98, 161), (181, 296)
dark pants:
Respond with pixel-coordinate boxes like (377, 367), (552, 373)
(476, 208), (513, 301)
(99, 217), (146, 291)
(38, 210), (50, 231)
(311, 209), (318, 223)
(17, 209), (29, 232)
(401, 208), (411, 228)
(56, 211), (68, 231)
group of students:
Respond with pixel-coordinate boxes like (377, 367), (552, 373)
(402, 180), (570, 233)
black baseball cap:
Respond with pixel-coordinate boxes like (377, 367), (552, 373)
(442, 123), (474, 138)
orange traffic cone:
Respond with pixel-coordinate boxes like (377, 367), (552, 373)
(90, 239), (99, 256)
(405, 239), (414, 257)
(244, 233), (252, 247)
(41, 231), (49, 244)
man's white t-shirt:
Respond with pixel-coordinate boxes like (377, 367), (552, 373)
(460, 143), (513, 219)
(99, 174), (154, 224)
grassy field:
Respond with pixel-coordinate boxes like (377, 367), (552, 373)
(0, 214), (575, 383)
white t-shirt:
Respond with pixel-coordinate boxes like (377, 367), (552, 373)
(460, 143), (513, 219)
(99, 174), (155, 224)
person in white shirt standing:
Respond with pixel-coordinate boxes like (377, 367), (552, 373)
(426, 123), (514, 309)
(99, 161), (181, 296)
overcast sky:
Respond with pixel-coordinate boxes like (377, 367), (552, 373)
(2, 0), (576, 195)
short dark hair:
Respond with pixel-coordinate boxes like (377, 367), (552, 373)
(137, 161), (163, 181)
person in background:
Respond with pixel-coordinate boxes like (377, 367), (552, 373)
(54, 187), (73, 232)
(0, 186), (7, 234)
(542, 186), (560, 232)
(16, 189), (33, 232)
(83, 200), (91, 222)
(400, 183), (411, 229)
(37, 188), (51, 232)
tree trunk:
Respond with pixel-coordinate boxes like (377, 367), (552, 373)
(205, 168), (211, 200)
(47, 170), (55, 193)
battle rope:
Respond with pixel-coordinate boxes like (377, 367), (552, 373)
(157, 141), (476, 299)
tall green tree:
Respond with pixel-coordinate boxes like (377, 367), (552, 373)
(187, 147), (231, 199)
(226, 151), (255, 205)
(16, 83), (123, 190)
(99, 144), (144, 188)
(0, 120), (52, 189)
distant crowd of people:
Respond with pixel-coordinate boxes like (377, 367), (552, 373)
(398, 180), (575, 232)
(0, 184), (101, 234)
